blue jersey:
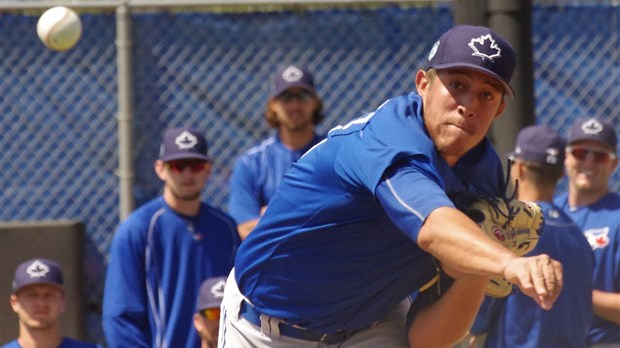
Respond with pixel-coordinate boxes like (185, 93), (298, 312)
(229, 133), (324, 224)
(554, 192), (620, 345)
(103, 196), (240, 348)
(234, 93), (504, 333)
(470, 202), (594, 348)
(2, 337), (100, 348)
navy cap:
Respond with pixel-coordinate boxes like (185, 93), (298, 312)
(425, 25), (516, 97)
(271, 65), (316, 97)
(12, 258), (64, 294)
(195, 276), (226, 312)
(509, 125), (566, 166)
(159, 127), (209, 162)
(567, 117), (618, 150)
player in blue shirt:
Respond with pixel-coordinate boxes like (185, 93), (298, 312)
(3, 258), (101, 348)
(102, 128), (240, 348)
(219, 25), (563, 348)
(468, 125), (594, 347)
(554, 117), (620, 347)
(229, 64), (324, 239)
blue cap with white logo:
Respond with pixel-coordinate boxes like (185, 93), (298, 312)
(12, 258), (64, 294)
(425, 25), (516, 97)
(509, 125), (566, 167)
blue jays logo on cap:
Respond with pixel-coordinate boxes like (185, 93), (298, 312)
(12, 258), (64, 293)
(468, 34), (502, 62)
(581, 118), (604, 135)
(27, 260), (51, 278)
(281, 66), (305, 82)
(425, 25), (516, 97)
(568, 117), (618, 150)
(159, 127), (209, 162)
(271, 64), (316, 97)
(175, 130), (198, 150)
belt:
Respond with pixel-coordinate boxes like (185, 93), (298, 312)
(239, 301), (353, 344)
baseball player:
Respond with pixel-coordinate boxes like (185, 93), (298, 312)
(219, 25), (563, 348)
(467, 125), (594, 347)
(102, 128), (241, 348)
(3, 258), (101, 348)
(193, 277), (227, 348)
(554, 117), (620, 347)
(229, 64), (324, 239)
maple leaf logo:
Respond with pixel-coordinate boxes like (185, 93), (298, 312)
(175, 131), (198, 150)
(581, 118), (604, 135)
(584, 227), (610, 250)
(26, 260), (50, 278)
(468, 34), (502, 62)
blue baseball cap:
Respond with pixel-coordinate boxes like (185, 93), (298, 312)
(425, 25), (516, 97)
(159, 127), (209, 162)
(12, 258), (64, 294)
(195, 276), (226, 312)
(567, 117), (618, 150)
(270, 64), (316, 97)
(508, 125), (566, 166)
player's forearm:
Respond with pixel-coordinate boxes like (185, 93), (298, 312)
(408, 276), (487, 347)
(418, 207), (516, 279)
(592, 290), (620, 323)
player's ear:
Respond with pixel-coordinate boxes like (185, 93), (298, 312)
(415, 69), (430, 97)
(493, 98), (506, 119)
(154, 160), (167, 180)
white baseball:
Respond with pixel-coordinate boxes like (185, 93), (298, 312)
(37, 6), (82, 51)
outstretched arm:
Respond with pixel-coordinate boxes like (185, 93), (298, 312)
(418, 207), (562, 310)
(592, 290), (620, 324)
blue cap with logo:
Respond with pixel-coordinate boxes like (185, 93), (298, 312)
(12, 258), (64, 294)
(425, 25), (517, 97)
(196, 276), (226, 312)
(567, 117), (618, 150)
(159, 127), (209, 162)
(509, 125), (566, 166)
(271, 64), (316, 97)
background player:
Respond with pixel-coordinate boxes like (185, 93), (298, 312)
(554, 117), (620, 347)
(193, 277), (226, 348)
(3, 258), (101, 348)
(103, 127), (240, 348)
(219, 25), (563, 348)
(228, 64), (325, 239)
(467, 125), (594, 347)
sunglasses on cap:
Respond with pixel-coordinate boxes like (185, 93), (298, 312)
(566, 146), (617, 163)
(200, 308), (221, 321)
(275, 90), (315, 102)
(164, 159), (208, 173)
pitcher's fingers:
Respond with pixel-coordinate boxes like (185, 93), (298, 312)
(531, 257), (550, 298)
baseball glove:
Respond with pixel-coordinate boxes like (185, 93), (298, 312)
(465, 196), (544, 297)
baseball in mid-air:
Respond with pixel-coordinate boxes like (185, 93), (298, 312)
(37, 6), (82, 51)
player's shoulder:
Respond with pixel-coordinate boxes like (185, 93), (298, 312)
(241, 136), (278, 157)
(1, 340), (19, 348)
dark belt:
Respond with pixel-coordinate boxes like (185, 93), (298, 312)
(239, 301), (353, 344)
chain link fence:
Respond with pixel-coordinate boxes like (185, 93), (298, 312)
(1, 1), (618, 345)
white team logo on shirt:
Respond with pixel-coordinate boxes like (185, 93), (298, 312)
(281, 66), (304, 82)
(581, 118), (604, 135)
(468, 34), (502, 62)
(584, 227), (610, 250)
(26, 260), (50, 278)
(175, 131), (198, 150)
